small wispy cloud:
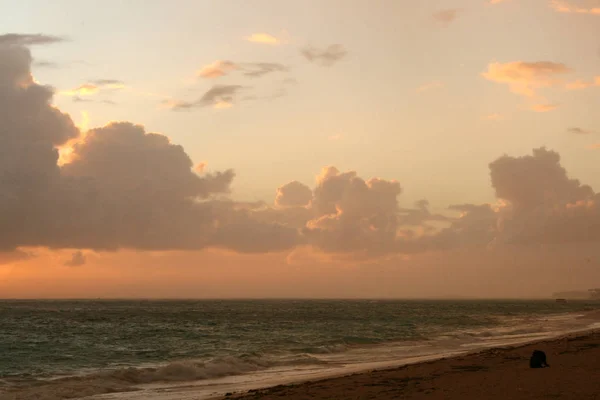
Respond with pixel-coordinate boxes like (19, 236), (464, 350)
(433, 9), (462, 24)
(565, 76), (600, 90)
(33, 60), (59, 68)
(166, 84), (244, 111)
(416, 81), (444, 93)
(568, 127), (594, 134)
(530, 103), (559, 112)
(91, 79), (125, 86)
(196, 60), (288, 79)
(61, 84), (100, 96)
(243, 63), (288, 78)
(301, 44), (347, 67)
(197, 60), (238, 79)
(549, 0), (600, 15)
(72, 96), (116, 105)
(587, 143), (600, 149)
(328, 134), (343, 141)
(489, 0), (509, 4)
(244, 33), (282, 45)
(482, 61), (571, 97)
(482, 113), (504, 121)
(60, 80), (125, 97)
(0, 33), (66, 46)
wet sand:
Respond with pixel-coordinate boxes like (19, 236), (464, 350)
(216, 330), (600, 400)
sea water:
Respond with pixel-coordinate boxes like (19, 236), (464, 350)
(0, 299), (598, 400)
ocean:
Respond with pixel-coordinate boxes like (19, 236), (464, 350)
(1, 299), (599, 400)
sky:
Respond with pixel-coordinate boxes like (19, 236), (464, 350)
(0, 0), (599, 298)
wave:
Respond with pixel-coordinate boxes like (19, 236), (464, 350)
(3, 309), (599, 400)
(0, 354), (327, 400)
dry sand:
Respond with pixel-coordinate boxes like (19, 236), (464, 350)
(216, 330), (600, 400)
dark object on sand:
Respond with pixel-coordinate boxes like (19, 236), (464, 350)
(530, 350), (550, 368)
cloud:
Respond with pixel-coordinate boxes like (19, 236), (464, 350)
(482, 61), (572, 97)
(194, 162), (207, 174)
(568, 127), (593, 134)
(275, 147), (600, 256)
(64, 251), (86, 267)
(198, 84), (243, 106)
(416, 81), (444, 93)
(482, 113), (504, 121)
(489, 0), (509, 3)
(62, 83), (99, 96)
(61, 80), (125, 97)
(33, 60), (59, 68)
(242, 63), (288, 78)
(398, 199), (449, 227)
(91, 79), (125, 86)
(197, 60), (238, 79)
(530, 103), (559, 112)
(549, 0), (600, 15)
(588, 143), (600, 149)
(301, 44), (347, 67)
(301, 167), (404, 256)
(565, 77), (600, 90)
(0, 42), (298, 254)
(433, 9), (462, 24)
(244, 33), (281, 45)
(275, 181), (312, 208)
(0, 249), (35, 266)
(196, 61), (288, 80)
(0, 33), (65, 46)
(489, 148), (600, 245)
(3, 39), (600, 259)
(72, 96), (116, 105)
(167, 85), (244, 110)
(489, 147), (593, 213)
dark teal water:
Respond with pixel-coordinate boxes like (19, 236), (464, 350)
(1, 299), (598, 385)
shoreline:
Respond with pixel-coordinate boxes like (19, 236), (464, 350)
(212, 327), (600, 400)
(1, 310), (599, 400)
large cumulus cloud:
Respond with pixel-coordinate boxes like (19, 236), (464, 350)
(490, 148), (600, 246)
(0, 41), (297, 254)
(2, 39), (599, 261)
(0, 43), (79, 250)
(266, 148), (600, 258)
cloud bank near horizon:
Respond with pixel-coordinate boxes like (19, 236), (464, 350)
(1, 39), (599, 263)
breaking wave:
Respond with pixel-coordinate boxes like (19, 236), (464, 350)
(0, 354), (327, 400)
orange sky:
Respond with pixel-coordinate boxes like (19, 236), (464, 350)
(0, 0), (599, 298)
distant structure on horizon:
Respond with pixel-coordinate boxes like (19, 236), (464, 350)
(552, 289), (600, 300)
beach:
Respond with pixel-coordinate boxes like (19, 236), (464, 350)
(1, 302), (599, 400)
(217, 330), (600, 400)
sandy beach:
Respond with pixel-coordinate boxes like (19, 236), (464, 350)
(216, 330), (600, 400)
